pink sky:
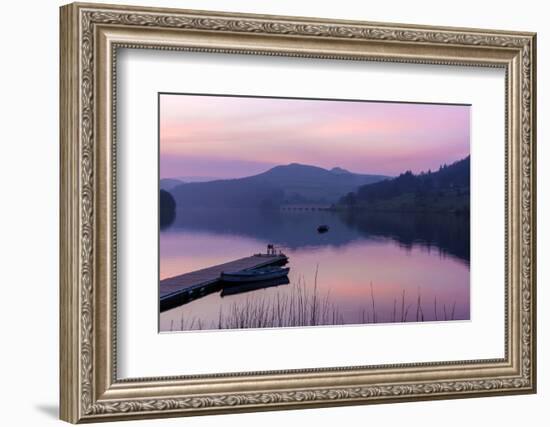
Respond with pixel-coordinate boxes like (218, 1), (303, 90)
(160, 94), (470, 179)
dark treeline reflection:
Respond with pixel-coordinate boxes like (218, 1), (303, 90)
(165, 208), (469, 264)
(337, 210), (469, 263)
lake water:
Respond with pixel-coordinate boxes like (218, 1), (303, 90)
(159, 208), (470, 331)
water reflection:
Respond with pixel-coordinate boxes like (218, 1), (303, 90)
(167, 208), (469, 264)
(338, 210), (469, 263)
(221, 276), (290, 297)
(160, 208), (470, 331)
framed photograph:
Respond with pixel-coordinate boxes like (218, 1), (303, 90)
(60, 2), (537, 423)
(158, 94), (472, 329)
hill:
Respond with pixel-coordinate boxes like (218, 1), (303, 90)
(339, 156), (470, 214)
(159, 189), (176, 228)
(160, 178), (183, 191)
(169, 163), (389, 209)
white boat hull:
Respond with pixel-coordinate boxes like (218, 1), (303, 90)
(221, 267), (290, 283)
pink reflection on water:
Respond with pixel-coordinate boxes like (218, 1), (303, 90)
(286, 241), (469, 322)
(159, 231), (469, 331)
(160, 231), (265, 280)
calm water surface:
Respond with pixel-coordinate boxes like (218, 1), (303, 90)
(160, 208), (470, 331)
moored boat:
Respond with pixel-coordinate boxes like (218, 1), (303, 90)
(221, 266), (290, 283)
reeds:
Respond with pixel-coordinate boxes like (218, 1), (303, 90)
(221, 272), (342, 329)
(167, 276), (461, 332)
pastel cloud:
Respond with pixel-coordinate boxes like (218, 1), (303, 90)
(160, 94), (470, 179)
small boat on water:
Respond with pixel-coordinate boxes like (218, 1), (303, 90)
(221, 266), (290, 283)
(317, 224), (329, 233)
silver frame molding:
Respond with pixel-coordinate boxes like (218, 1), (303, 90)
(60, 2), (537, 423)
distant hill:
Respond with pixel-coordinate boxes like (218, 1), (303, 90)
(169, 163), (389, 209)
(175, 176), (222, 183)
(160, 178), (183, 191)
(339, 156), (470, 214)
(329, 167), (352, 175)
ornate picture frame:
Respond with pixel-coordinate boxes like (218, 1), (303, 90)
(60, 2), (536, 423)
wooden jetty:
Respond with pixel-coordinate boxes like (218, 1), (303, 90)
(160, 253), (288, 312)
